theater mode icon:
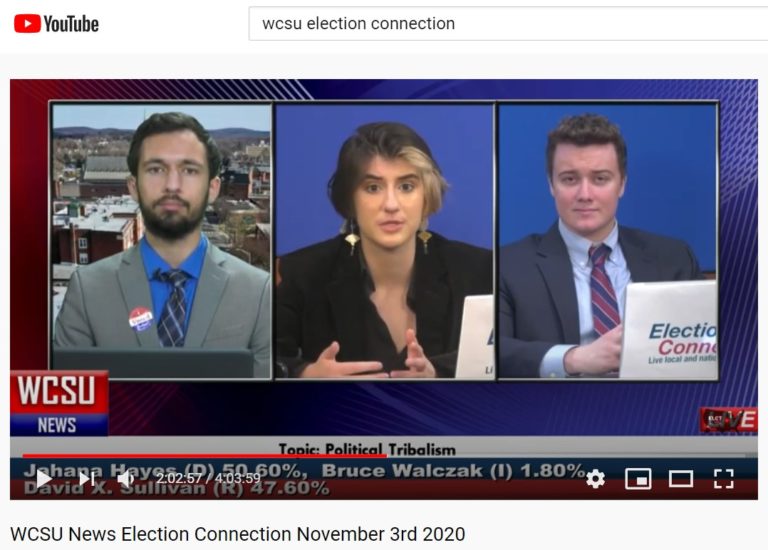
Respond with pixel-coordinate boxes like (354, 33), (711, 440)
(15, 14), (42, 33)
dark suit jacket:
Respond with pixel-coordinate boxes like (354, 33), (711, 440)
(53, 243), (272, 378)
(498, 223), (703, 378)
(276, 233), (492, 378)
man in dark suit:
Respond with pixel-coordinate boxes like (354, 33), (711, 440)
(54, 112), (271, 377)
(498, 114), (701, 378)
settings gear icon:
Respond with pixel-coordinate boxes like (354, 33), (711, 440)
(585, 469), (606, 489)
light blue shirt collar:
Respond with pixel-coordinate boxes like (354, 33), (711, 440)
(558, 219), (620, 269)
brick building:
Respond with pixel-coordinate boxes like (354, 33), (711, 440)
(52, 197), (142, 265)
(79, 156), (131, 198)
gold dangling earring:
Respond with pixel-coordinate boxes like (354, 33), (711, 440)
(417, 219), (432, 255)
(344, 219), (360, 256)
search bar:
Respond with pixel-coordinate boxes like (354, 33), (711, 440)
(248, 6), (768, 41)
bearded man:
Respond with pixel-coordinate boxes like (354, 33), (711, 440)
(54, 112), (271, 377)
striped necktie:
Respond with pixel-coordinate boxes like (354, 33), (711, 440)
(588, 244), (621, 336)
(156, 269), (189, 347)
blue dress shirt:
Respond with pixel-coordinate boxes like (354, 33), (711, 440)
(140, 235), (208, 332)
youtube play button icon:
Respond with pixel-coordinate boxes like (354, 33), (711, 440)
(15, 14), (42, 33)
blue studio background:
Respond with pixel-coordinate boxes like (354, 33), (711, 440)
(498, 103), (717, 272)
(276, 103), (494, 255)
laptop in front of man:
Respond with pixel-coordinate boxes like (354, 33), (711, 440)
(619, 280), (718, 380)
(52, 348), (256, 380)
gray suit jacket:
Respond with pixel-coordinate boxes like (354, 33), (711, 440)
(498, 223), (703, 378)
(54, 243), (271, 378)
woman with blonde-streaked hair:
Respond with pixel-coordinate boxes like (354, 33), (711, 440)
(276, 122), (491, 378)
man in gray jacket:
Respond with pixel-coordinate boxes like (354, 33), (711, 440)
(54, 112), (270, 377)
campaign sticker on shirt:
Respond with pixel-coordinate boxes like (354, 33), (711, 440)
(128, 307), (154, 332)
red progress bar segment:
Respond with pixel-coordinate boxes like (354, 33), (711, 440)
(22, 453), (388, 459)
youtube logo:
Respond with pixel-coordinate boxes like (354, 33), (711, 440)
(15, 14), (41, 33)
(13, 13), (100, 33)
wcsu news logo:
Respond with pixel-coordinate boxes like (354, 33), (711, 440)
(700, 407), (757, 433)
(10, 371), (109, 436)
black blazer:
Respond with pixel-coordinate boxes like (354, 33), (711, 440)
(498, 223), (703, 378)
(276, 233), (492, 377)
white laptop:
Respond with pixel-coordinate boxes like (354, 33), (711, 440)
(619, 280), (718, 380)
(455, 295), (495, 379)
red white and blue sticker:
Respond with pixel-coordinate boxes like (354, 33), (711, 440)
(128, 307), (153, 332)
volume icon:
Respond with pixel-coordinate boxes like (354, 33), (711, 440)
(117, 471), (135, 488)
